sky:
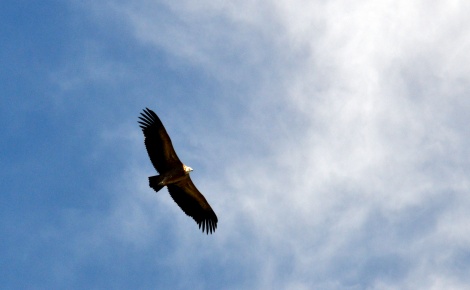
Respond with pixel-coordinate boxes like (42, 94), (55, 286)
(2, 0), (470, 289)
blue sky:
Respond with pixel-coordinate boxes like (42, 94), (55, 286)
(2, 1), (470, 289)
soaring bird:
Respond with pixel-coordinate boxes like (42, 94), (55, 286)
(138, 108), (218, 234)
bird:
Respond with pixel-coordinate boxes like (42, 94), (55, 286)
(138, 107), (218, 234)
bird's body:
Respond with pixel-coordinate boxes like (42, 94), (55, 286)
(148, 166), (191, 192)
(138, 108), (218, 234)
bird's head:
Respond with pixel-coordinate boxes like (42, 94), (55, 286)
(183, 164), (193, 174)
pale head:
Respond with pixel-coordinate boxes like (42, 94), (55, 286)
(183, 164), (193, 173)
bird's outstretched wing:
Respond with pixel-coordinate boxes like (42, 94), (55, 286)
(138, 108), (182, 173)
(167, 177), (218, 234)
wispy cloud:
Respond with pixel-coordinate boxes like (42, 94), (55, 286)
(22, 0), (470, 288)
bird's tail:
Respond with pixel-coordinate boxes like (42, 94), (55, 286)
(149, 175), (164, 192)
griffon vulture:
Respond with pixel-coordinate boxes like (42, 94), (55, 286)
(138, 108), (218, 234)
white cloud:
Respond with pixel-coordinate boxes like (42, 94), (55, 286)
(74, 0), (470, 289)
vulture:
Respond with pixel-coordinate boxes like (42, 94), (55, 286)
(138, 108), (218, 234)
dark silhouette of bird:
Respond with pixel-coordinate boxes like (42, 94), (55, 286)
(138, 108), (218, 234)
